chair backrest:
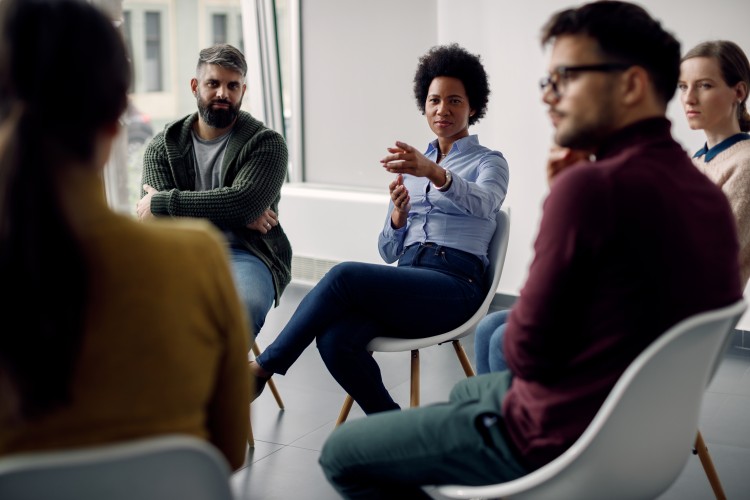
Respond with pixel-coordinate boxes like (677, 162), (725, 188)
(437, 299), (747, 500)
(368, 206), (511, 352)
(0, 434), (234, 500)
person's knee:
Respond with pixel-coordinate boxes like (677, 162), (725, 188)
(491, 326), (506, 350)
(475, 319), (493, 344)
(449, 376), (476, 402)
(319, 428), (350, 483)
(320, 261), (362, 287)
(477, 310), (506, 337)
(486, 309), (510, 328)
(316, 333), (351, 369)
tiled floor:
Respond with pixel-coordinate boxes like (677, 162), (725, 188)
(231, 283), (750, 500)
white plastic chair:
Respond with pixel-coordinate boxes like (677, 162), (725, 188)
(336, 207), (511, 425)
(0, 434), (234, 500)
(436, 298), (747, 500)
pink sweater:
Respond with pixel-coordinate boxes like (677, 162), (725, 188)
(693, 137), (750, 287)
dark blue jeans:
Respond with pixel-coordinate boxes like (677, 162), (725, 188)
(256, 243), (487, 414)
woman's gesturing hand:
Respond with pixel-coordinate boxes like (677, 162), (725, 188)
(389, 174), (410, 229)
(381, 140), (447, 186)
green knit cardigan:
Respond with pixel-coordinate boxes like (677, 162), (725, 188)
(141, 111), (292, 304)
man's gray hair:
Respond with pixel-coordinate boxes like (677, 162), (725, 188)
(197, 43), (247, 78)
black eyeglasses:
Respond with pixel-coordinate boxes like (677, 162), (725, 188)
(539, 63), (632, 97)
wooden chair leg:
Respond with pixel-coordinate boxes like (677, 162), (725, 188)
(267, 378), (284, 409)
(247, 409), (255, 448)
(452, 340), (476, 377)
(410, 349), (420, 407)
(336, 395), (354, 427)
(694, 430), (726, 500)
(251, 341), (284, 410)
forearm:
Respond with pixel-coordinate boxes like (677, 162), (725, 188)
(149, 188), (257, 228)
(150, 160), (286, 228)
(435, 159), (508, 218)
(141, 140), (176, 195)
(378, 205), (407, 263)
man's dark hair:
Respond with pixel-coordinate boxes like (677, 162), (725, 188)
(541, 1), (681, 106)
(413, 43), (490, 126)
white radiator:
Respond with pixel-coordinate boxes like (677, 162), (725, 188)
(278, 183), (392, 285)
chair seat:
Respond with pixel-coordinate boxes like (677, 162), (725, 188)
(366, 325), (475, 352)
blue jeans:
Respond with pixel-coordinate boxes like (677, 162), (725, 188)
(257, 243), (486, 414)
(320, 371), (528, 499)
(229, 245), (275, 337)
(474, 309), (510, 374)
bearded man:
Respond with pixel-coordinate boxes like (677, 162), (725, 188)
(138, 43), (291, 342)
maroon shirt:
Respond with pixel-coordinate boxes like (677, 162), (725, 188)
(502, 117), (742, 469)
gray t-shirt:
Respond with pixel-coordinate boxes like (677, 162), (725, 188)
(192, 129), (232, 191)
(191, 129), (239, 244)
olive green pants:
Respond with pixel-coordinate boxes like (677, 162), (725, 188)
(319, 371), (528, 499)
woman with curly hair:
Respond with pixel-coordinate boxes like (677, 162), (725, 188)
(251, 43), (509, 415)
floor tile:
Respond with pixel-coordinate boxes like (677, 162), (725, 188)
(243, 439), (284, 465)
(657, 442), (750, 500)
(232, 446), (340, 500)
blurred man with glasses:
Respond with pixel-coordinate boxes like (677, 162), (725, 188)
(319, 2), (742, 498)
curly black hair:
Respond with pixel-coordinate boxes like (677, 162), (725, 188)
(413, 43), (490, 126)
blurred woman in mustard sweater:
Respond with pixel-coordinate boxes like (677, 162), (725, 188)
(0, 0), (250, 470)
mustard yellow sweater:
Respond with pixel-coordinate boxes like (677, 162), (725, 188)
(693, 138), (750, 287)
(0, 171), (251, 470)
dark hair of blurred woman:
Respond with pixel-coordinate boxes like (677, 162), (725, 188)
(0, 0), (130, 419)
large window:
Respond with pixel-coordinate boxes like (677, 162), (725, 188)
(143, 11), (163, 91)
(122, 10), (135, 93)
(212, 13), (228, 44)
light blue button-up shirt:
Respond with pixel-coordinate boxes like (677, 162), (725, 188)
(378, 134), (509, 266)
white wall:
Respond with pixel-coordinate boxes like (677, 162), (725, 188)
(292, 0), (750, 305)
(301, 0), (437, 187)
